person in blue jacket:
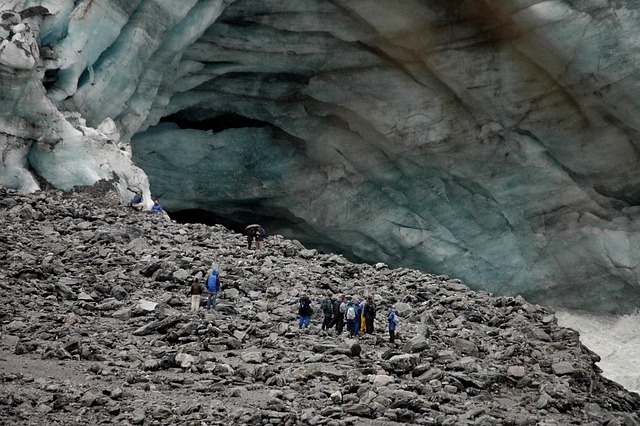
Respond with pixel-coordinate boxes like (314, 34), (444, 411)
(130, 192), (143, 211)
(206, 268), (220, 310)
(151, 199), (163, 212)
(388, 307), (399, 343)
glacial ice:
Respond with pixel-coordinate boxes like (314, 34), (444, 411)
(3, 0), (640, 312)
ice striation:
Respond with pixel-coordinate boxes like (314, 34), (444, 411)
(3, 1), (640, 313)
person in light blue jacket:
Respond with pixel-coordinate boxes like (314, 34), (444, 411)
(388, 307), (399, 343)
(344, 299), (359, 337)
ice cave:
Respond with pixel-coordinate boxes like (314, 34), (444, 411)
(3, 0), (640, 313)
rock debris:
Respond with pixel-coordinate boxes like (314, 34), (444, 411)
(1, 185), (639, 425)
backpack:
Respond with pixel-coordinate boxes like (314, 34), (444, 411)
(346, 305), (356, 320)
(206, 270), (219, 292)
(390, 312), (400, 324)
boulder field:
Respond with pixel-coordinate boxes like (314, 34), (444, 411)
(1, 185), (639, 425)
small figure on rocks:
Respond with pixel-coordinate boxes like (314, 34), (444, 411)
(151, 199), (163, 212)
(354, 298), (365, 336)
(130, 191), (143, 211)
(246, 225), (256, 249)
(255, 226), (266, 249)
(189, 278), (204, 312)
(388, 307), (400, 343)
(344, 298), (359, 337)
(206, 268), (220, 310)
(298, 294), (313, 328)
(364, 295), (377, 334)
(321, 293), (334, 331)
(331, 295), (345, 334)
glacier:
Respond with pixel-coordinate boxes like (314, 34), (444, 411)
(3, 0), (640, 313)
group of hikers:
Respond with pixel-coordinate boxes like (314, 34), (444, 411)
(131, 190), (400, 342)
(298, 293), (400, 343)
(188, 269), (400, 343)
(189, 267), (221, 312)
(245, 224), (266, 249)
(132, 191), (268, 249)
(131, 192), (266, 250)
(130, 191), (164, 212)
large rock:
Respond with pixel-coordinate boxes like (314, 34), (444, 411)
(385, 354), (419, 375)
(402, 335), (429, 354)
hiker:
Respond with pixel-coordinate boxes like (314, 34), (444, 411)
(298, 294), (313, 328)
(206, 268), (220, 310)
(321, 293), (333, 331)
(246, 226), (256, 249)
(354, 298), (365, 336)
(151, 199), (163, 212)
(388, 307), (399, 343)
(130, 192), (143, 211)
(189, 278), (204, 312)
(363, 295), (377, 334)
(331, 295), (345, 334)
(344, 298), (359, 337)
(255, 226), (266, 249)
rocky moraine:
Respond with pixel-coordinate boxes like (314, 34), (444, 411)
(1, 185), (639, 425)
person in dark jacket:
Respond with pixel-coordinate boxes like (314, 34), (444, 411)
(255, 226), (266, 249)
(363, 295), (377, 334)
(298, 294), (313, 328)
(189, 278), (204, 312)
(246, 227), (256, 249)
(331, 295), (344, 334)
(321, 293), (333, 331)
